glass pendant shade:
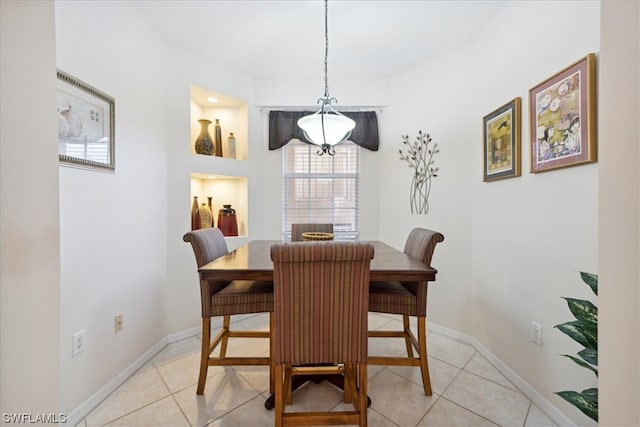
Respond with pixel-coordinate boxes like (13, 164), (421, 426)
(298, 108), (355, 147)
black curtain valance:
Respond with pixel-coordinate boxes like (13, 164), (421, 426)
(268, 110), (379, 151)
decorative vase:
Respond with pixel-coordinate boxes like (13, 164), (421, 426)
(217, 204), (238, 236)
(227, 132), (236, 159)
(199, 203), (213, 229)
(194, 119), (214, 155)
(207, 197), (214, 227)
(214, 118), (223, 157)
(191, 196), (201, 230)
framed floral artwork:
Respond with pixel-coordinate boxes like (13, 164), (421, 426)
(529, 53), (596, 173)
(57, 70), (115, 172)
(483, 97), (521, 182)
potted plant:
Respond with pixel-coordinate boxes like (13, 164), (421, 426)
(554, 271), (598, 421)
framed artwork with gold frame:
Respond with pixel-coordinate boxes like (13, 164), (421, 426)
(57, 70), (115, 172)
(529, 53), (596, 173)
(483, 97), (521, 182)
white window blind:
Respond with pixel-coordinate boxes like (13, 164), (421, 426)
(283, 140), (360, 240)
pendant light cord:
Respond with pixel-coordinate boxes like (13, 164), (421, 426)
(323, 0), (329, 100)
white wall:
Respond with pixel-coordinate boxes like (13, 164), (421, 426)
(55, 1), (169, 413)
(599, 1), (640, 425)
(0, 1), (61, 420)
(382, 2), (600, 425)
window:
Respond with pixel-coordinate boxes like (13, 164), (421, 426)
(283, 140), (360, 240)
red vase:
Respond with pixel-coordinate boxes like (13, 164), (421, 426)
(217, 204), (238, 236)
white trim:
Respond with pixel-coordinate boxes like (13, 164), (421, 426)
(63, 337), (168, 426)
(428, 322), (577, 427)
(167, 325), (201, 344)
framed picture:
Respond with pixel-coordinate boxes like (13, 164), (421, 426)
(483, 97), (521, 182)
(57, 70), (115, 172)
(529, 53), (596, 173)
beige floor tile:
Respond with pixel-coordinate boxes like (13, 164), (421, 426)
(443, 371), (530, 427)
(328, 403), (399, 427)
(368, 369), (437, 427)
(285, 380), (344, 413)
(417, 397), (498, 427)
(368, 336), (406, 357)
(156, 352), (225, 393)
(235, 312), (270, 331)
(172, 368), (261, 427)
(211, 336), (270, 358)
(389, 356), (461, 395)
(464, 352), (517, 391)
(103, 396), (189, 427)
(151, 337), (201, 367)
(427, 332), (476, 368)
(524, 404), (558, 426)
(207, 394), (274, 426)
(85, 369), (170, 426)
(232, 365), (272, 394)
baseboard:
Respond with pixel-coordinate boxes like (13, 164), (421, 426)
(166, 325), (201, 343)
(65, 321), (575, 427)
(64, 337), (168, 426)
(428, 322), (577, 427)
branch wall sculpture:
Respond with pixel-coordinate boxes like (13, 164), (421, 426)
(399, 131), (439, 214)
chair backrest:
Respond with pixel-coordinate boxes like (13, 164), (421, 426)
(183, 228), (229, 268)
(271, 242), (374, 365)
(403, 227), (445, 267)
(183, 228), (230, 316)
(291, 223), (334, 242)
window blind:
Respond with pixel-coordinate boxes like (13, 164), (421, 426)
(282, 140), (360, 240)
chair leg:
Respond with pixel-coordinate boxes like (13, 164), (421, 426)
(417, 316), (432, 395)
(343, 363), (354, 403)
(269, 312), (275, 394)
(403, 315), (414, 357)
(219, 315), (231, 358)
(274, 364), (284, 427)
(358, 363), (368, 427)
(197, 317), (211, 395)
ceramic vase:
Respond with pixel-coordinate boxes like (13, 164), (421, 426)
(191, 196), (201, 230)
(194, 119), (214, 155)
(217, 204), (238, 236)
(214, 118), (223, 157)
(227, 132), (236, 159)
(199, 203), (213, 229)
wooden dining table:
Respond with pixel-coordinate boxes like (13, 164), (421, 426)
(197, 239), (437, 282)
(197, 239), (438, 409)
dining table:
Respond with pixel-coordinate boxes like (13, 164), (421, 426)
(197, 239), (438, 409)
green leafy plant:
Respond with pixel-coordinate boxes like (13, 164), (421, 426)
(554, 271), (598, 422)
(398, 131), (439, 215)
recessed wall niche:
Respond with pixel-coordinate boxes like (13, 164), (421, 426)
(190, 173), (248, 238)
(190, 85), (248, 160)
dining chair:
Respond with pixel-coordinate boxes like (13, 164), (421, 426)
(271, 241), (374, 427)
(183, 228), (274, 395)
(290, 223), (333, 242)
(368, 227), (444, 395)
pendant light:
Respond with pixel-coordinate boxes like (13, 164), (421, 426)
(297, 0), (355, 156)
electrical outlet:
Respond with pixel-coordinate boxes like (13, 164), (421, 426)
(114, 314), (123, 333)
(531, 321), (543, 346)
(72, 330), (86, 357)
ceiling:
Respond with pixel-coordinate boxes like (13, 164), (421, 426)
(131, 0), (502, 77)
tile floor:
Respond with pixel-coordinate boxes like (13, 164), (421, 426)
(77, 313), (558, 427)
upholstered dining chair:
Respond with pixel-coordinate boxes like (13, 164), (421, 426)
(290, 223), (334, 242)
(183, 228), (274, 395)
(368, 227), (444, 396)
(271, 241), (374, 427)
